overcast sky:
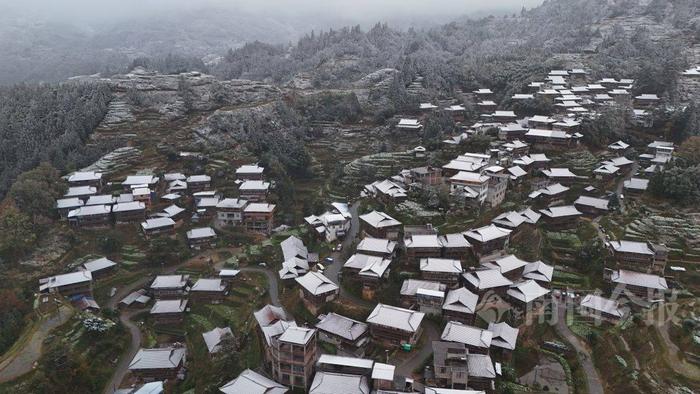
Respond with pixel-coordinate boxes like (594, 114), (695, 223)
(4, 0), (545, 25)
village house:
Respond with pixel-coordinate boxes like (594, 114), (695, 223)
(608, 240), (668, 274)
(441, 157), (489, 178)
(168, 179), (188, 193)
(186, 227), (217, 249)
(492, 110), (517, 123)
(356, 237), (397, 258)
(315, 313), (370, 357)
(482, 254), (529, 280)
(507, 166), (528, 183)
(67, 205), (112, 228)
(431, 341), (470, 389)
(81, 257), (118, 279)
(513, 153), (551, 169)
(528, 115), (556, 129)
(528, 183), (569, 205)
(593, 163), (620, 180)
(112, 201), (147, 224)
(219, 369), (288, 394)
(579, 294), (628, 323)
(132, 187), (153, 207)
(150, 299), (188, 325)
(85, 194), (116, 207)
(119, 289), (151, 309)
(540, 168), (579, 185)
(491, 208), (541, 233)
(236, 164), (265, 180)
(444, 104), (466, 121)
(141, 217), (176, 238)
(410, 166), (442, 185)
(463, 225), (512, 258)
(420, 258), (463, 288)
(448, 172), (490, 204)
(399, 279), (446, 309)
(359, 211), (402, 240)
(466, 353), (497, 391)
(524, 128), (574, 147)
(309, 371), (370, 394)
(128, 347), (186, 381)
(304, 204), (352, 243)
(243, 203), (276, 234)
(440, 321), (492, 354)
(522, 261), (554, 287)
(507, 280), (551, 310)
(295, 271), (339, 313)
(161, 204), (185, 221)
(605, 269), (668, 301)
(216, 198), (248, 226)
(150, 274), (189, 299)
(608, 140), (630, 154)
(218, 269), (240, 286)
(270, 326), (319, 390)
(485, 172), (509, 208)
(122, 175), (159, 191)
(364, 179), (408, 203)
(488, 321), (519, 353)
(183, 175), (209, 193)
(498, 123), (528, 140)
(440, 233), (472, 261)
(343, 254), (392, 288)
(254, 304), (296, 366)
(65, 185), (98, 200)
(366, 303), (425, 346)
(502, 139), (530, 156)
(441, 287), (479, 325)
(405, 234), (445, 263)
(574, 195), (610, 216)
(634, 93), (660, 108)
(396, 118), (422, 131)
(67, 171), (103, 188)
(539, 205), (582, 229)
(202, 326), (234, 354)
(315, 354), (373, 379)
(239, 180), (271, 202)
(39, 271), (93, 298)
(463, 269), (513, 295)
(623, 178), (649, 195)
(56, 197), (84, 218)
(189, 278), (227, 303)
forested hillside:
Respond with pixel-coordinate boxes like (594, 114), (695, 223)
(213, 0), (698, 100)
(0, 83), (112, 197)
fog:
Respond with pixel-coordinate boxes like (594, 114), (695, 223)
(4, 0), (545, 27)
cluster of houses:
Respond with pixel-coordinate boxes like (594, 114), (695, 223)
(56, 163), (278, 246)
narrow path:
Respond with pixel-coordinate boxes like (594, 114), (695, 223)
(395, 320), (440, 377)
(617, 336), (640, 370)
(102, 308), (147, 394)
(104, 254), (281, 393)
(553, 298), (604, 394)
(0, 305), (74, 383)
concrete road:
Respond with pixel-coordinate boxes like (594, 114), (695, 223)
(102, 308), (146, 394)
(395, 320), (440, 378)
(553, 298), (604, 394)
(0, 305), (73, 383)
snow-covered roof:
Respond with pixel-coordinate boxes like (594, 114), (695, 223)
(441, 321), (492, 349)
(366, 304), (425, 332)
(359, 211), (401, 229)
(420, 258), (463, 273)
(580, 294), (625, 318)
(487, 322), (519, 350)
(316, 313), (368, 342)
(463, 269), (513, 290)
(295, 271), (338, 295)
(464, 225), (511, 243)
(539, 205), (582, 218)
(187, 227), (216, 240)
(129, 347), (185, 370)
(442, 287), (478, 314)
(220, 369), (288, 394)
(507, 280), (551, 303)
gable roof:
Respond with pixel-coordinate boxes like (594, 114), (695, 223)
(441, 321), (492, 349)
(220, 369), (288, 394)
(611, 269), (668, 290)
(463, 270), (512, 290)
(295, 271), (339, 296)
(464, 225), (511, 243)
(316, 313), (368, 341)
(487, 322), (519, 350)
(366, 304), (425, 332)
(507, 280), (551, 303)
(359, 211), (401, 229)
(442, 288), (478, 314)
(420, 258), (463, 273)
(129, 347), (185, 370)
(580, 294), (625, 318)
